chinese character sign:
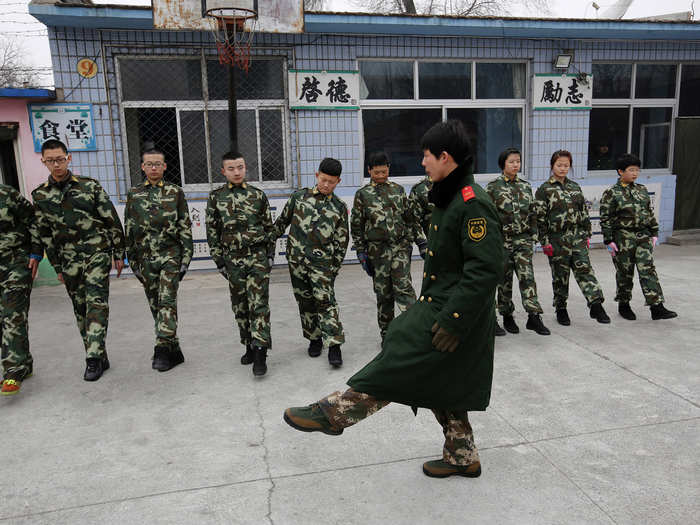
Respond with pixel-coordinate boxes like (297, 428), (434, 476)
(29, 103), (97, 152)
(533, 74), (593, 110)
(289, 70), (359, 110)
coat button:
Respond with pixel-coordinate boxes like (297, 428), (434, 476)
(430, 275), (436, 280)
(423, 272), (427, 278)
(429, 250), (434, 256)
(434, 225), (438, 231)
(453, 312), (460, 319)
(427, 297), (432, 302)
(420, 296), (424, 301)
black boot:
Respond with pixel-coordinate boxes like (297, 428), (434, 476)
(152, 344), (171, 371)
(526, 313), (551, 335)
(307, 338), (322, 357)
(495, 321), (506, 337)
(589, 302), (611, 324)
(164, 342), (184, 372)
(328, 345), (342, 367)
(618, 302), (636, 321)
(84, 353), (110, 382)
(240, 343), (255, 365)
(502, 314), (519, 334)
(253, 346), (267, 376)
(556, 308), (571, 326)
(650, 303), (677, 320)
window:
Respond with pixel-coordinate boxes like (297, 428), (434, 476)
(359, 61), (413, 99)
(419, 62), (470, 99)
(679, 65), (700, 116)
(118, 56), (289, 190)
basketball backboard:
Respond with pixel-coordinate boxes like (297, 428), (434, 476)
(152, 0), (304, 33)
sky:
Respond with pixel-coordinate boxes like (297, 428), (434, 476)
(0, 0), (696, 89)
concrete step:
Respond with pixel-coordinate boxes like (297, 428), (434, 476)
(666, 229), (700, 245)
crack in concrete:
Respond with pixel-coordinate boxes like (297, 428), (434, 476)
(254, 392), (276, 525)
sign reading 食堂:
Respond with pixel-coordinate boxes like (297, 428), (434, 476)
(28, 103), (97, 152)
(288, 70), (359, 110)
(533, 74), (593, 110)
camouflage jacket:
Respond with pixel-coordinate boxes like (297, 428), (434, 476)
(486, 174), (537, 245)
(350, 180), (425, 254)
(125, 179), (193, 270)
(0, 184), (42, 263)
(534, 176), (591, 247)
(599, 180), (658, 244)
(273, 187), (349, 272)
(31, 172), (126, 274)
(205, 182), (274, 266)
(409, 177), (434, 237)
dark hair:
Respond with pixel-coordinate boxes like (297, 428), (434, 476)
(318, 157), (342, 177)
(41, 139), (67, 155)
(420, 119), (473, 166)
(367, 151), (390, 169)
(141, 148), (165, 161)
(498, 148), (521, 170)
(616, 153), (641, 172)
(550, 149), (573, 168)
(222, 151), (244, 165)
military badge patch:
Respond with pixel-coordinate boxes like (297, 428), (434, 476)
(467, 218), (487, 241)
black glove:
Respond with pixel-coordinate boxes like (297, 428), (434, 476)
(431, 322), (459, 353)
(178, 263), (188, 282)
(357, 252), (375, 277)
(417, 241), (428, 259)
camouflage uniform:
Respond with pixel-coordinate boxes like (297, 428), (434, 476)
(0, 185), (41, 380)
(535, 176), (604, 309)
(409, 177), (434, 238)
(600, 180), (663, 306)
(32, 172), (125, 359)
(274, 187), (349, 346)
(351, 180), (426, 338)
(486, 174), (543, 315)
(206, 182), (274, 348)
(125, 179), (193, 348)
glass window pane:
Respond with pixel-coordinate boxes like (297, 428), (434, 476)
(359, 61), (413, 99)
(588, 108), (629, 170)
(124, 107), (181, 186)
(207, 59), (285, 100)
(632, 107), (672, 169)
(476, 63), (526, 99)
(362, 108), (441, 177)
(635, 64), (676, 98)
(120, 59), (202, 101)
(208, 109), (258, 183)
(446, 108), (522, 174)
(679, 65), (700, 116)
(592, 63), (632, 99)
(419, 62), (470, 99)
(180, 111), (208, 185)
(259, 109), (285, 181)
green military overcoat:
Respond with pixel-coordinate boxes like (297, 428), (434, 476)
(348, 165), (503, 411)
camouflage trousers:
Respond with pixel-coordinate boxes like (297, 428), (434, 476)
(612, 231), (664, 306)
(319, 389), (479, 466)
(0, 258), (33, 378)
(225, 249), (271, 348)
(288, 261), (344, 346)
(368, 241), (416, 338)
(498, 242), (543, 315)
(137, 255), (182, 346)
(547, 245), (604, 309)
(61, 251), (111, 358)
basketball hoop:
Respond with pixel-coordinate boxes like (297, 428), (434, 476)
(205, 7), (257, 73)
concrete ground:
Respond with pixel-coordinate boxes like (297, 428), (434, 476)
(2, 245), (698, 524)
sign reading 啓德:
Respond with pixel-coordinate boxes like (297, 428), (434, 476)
(288, 70), (359, 110)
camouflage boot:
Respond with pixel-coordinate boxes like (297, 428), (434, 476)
(556, 308), (571, 326)
(84, 353), (110, 382)
(328, 344), (342, 368)
(526, 313), (551, 335)
(240, 343), (254, 365)
(167, 342), (185, 371)
(422, 460), (482, 478)
(618, 302), (636, 321)
(152, 344), (171, 371)
(252, 346), (267, 377)
(283, 403), (344, 436)
(589, 302), (611, 324)
(502, 314), (519, 334)
(307, 338), (322, 358)
(650, 303), (677, 320)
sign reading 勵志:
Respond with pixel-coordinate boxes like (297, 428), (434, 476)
(533, 74), (593, 110)
(288, 70), (360, 110)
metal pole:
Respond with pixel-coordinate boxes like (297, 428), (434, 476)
(228, 65), (238, 152)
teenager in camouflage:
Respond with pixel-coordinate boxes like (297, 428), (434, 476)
(408, 175), (434, 238)
(273, 158), (349, 368)
(600, 154), (677, 321)
(125, 149), (193, 372)
(0, 185), (43, 395)
(486, 148), (550, 336)
(284, 120), (503, 479)
(206, 151), (275, 376)
(351, 151), (427, 341)
(32, 139), (125, 381)
(534, 150), (610, 326)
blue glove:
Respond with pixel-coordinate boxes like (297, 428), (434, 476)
(357, 252), (374, 277)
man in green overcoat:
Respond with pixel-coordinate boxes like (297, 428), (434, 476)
(283, 120), (503, 479)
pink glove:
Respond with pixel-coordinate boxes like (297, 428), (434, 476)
(606, 242), (618, 256)
(586, 238), (590, 249)
(543, 244), (553, 257)
(652, 236), (658, 247)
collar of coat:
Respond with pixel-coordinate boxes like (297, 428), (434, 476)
(228, 182), (247, 189)
(619, 180), (634, 188)
(48, 171), (78, 187)
(428, 164), (473, 209)
(311, 186), (332, 199)
(502, 173), (520, 183)
(548, 175), (569, 185)
(144, 179), (164, 187)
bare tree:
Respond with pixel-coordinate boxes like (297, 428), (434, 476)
(304, 0), (326, 10)
(353, 0), (550, 17)
(0, 37), (41, 88)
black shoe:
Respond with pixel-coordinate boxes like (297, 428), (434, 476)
(307, 338), (322, 358)
(556, 308), (571, 326)
(84, 354), (109, 382)
(495, 322), (506, 337)
(502, 314), (519, 334)
(152, 344), (171, 371)
(328, 345), (342, 367)
(589, 302), (611, 324)
(253, 346), (267, 376)
(618, 302), (636, 321)
(526, 314), (551, 335)
(165, 343), (184, 371)
(240, 344), (254, 365)
(650, 303), (677, 320)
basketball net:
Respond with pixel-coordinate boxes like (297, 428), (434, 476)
(205, 7), (257, 73)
